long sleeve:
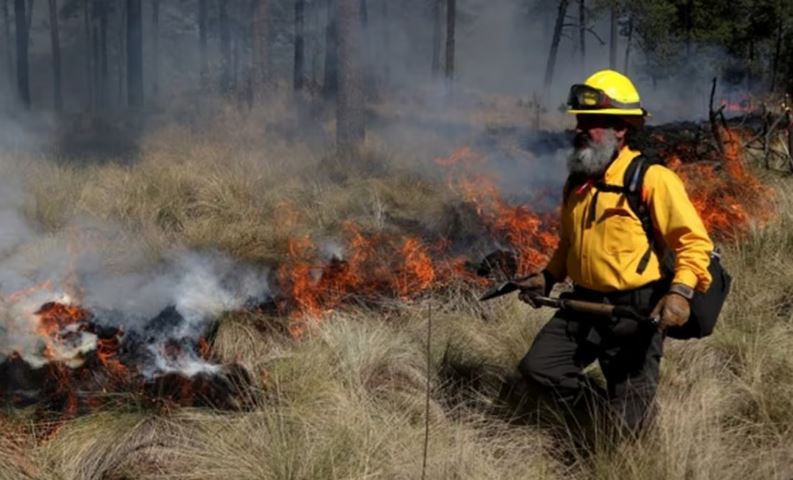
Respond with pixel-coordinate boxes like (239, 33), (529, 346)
(643, 165), (714, 292)
(545, 204), (569, 282)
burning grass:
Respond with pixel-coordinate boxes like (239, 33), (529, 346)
(1, 110), (792, 478)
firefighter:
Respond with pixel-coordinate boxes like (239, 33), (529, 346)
(516, 70), (714, 433)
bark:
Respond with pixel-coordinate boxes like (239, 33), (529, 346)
(47, 0), (61, 111)
(117, 1), (125, 104)
(359, 0), (366, 26)
(770, 21), (783, 92)
(24, 0), (32, 45)
(294, 0), (305, 90)
(3, 0), (13, 87)
(578, 0), (585, 68)
(219, 0), (231, 93)
(543, 0), (568, 90)
(382, 0), (389, 82)
(152, 0), (159, 97)
(14, 0), (29, 107)
(623, 13), (632, 74)
(335, 0), (364, 155)
(444, 0), (455, 81)
(431, 0), (442, 78)
(98, 1), (107, 104)
(609, 4), (617, 69)
(252, 0), (270, 93)
(82, 0), (94, 107)
(322, 0), (338, 98)
(126, 0), (143, 106)
(199, 0), (208, 89)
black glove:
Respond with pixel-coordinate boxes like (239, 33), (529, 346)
(516, 270), (555, 309)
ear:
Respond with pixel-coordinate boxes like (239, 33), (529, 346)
(613, 125), (628, 143)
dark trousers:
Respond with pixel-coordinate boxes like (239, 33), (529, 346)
(518, 283), (665, 433)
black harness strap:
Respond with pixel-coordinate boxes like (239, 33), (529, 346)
(565, 155), (659, 274)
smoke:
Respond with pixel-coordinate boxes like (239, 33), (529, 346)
(0, 154), (270, 377)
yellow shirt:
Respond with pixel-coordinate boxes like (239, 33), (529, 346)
(546, 146), (713, 293)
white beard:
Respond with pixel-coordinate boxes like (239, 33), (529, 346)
(567, 130), (620, 176)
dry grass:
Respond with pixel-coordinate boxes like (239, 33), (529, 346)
(2, 108), (793, 479)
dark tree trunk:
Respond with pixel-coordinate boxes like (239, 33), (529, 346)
(431, 0), (442, 78)
(770, 21), (783, 92)
(623, 14), (632, 74)
(219, 0), (231, 93)
(2, 0), (12, 87)
(609, 4), (617, 69)
(322, 0), (338, 98)
(684, 0), (692, 58)
(14, 0), (29, 107)
(126, 0), (143, 107)
(47, 0), (61, 111)
(543, 0), (568, 90)
(82, 0), (94, 107)
(117, 1), (125, 104)
(252, 0), (270, 95)
(359, 0), (366, 25)
(98, 1), (107, 105)
(578, 0), (585, 69)
(294, 0), (305, 90)
(335, 0), (364, 155)
(382, 0), (389, 83)
(152, 0), (159, 98)
(24, 0), (32, 45)
(198, 0), (208, 89)
(444, 0), (455, 81)
(91, 2), (100, 104)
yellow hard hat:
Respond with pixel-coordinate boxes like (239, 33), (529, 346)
(566, 69), (647, 116)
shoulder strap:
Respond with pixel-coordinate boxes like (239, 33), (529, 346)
(621, 155), (657, 274)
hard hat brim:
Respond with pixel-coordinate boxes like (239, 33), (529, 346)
(567, 107), (647, 116)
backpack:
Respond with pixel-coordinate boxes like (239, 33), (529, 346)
(565, 155), (732, 340)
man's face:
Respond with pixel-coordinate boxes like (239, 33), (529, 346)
(567, 115), (627, 176)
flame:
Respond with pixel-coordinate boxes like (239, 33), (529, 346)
(667, 129), (774, 240)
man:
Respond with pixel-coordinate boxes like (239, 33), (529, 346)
(517, 70), (714, 433)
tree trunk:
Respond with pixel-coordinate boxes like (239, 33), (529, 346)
(444, 0), (455, 81)
(24, 0), (32, 45)
(2, 0), (12, 88)
(98, 1), (107, 105)
(152, 0), (159, 98)
(382, 0), (389, 83)
(252, 0), (270, 95)
(578, 0), (585, 70)
(117, 1), (125, 104)
(335, 0), (364, 155)
(82, 0), (94, 108)
(294, 0), (305, 90)
(198, 0), (208, 89)
(92, 3), (100, 104)
(14, 0), (29, 107)
(543, 0), (568, 90)
(609, 4), (617, 69)
(770, 21), (783, 92)
(623, 13), (632, 74)
(431, 0), (442, 78)
(126, 0), (143, 107)
(47, 0), (61, 111)
(219, 0), (231, 93)
(322, 0), (338, 98)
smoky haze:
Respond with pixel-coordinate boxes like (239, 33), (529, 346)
(0, 0), (756, 376)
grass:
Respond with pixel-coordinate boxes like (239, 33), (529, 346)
(2, 104), (793, 479)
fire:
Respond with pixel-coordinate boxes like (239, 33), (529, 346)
(435, 147), (559, 276)
(666, 128), (774, 240)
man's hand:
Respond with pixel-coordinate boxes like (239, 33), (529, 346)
(516, 271), (553, 309)
(651, 284), (693, 330)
